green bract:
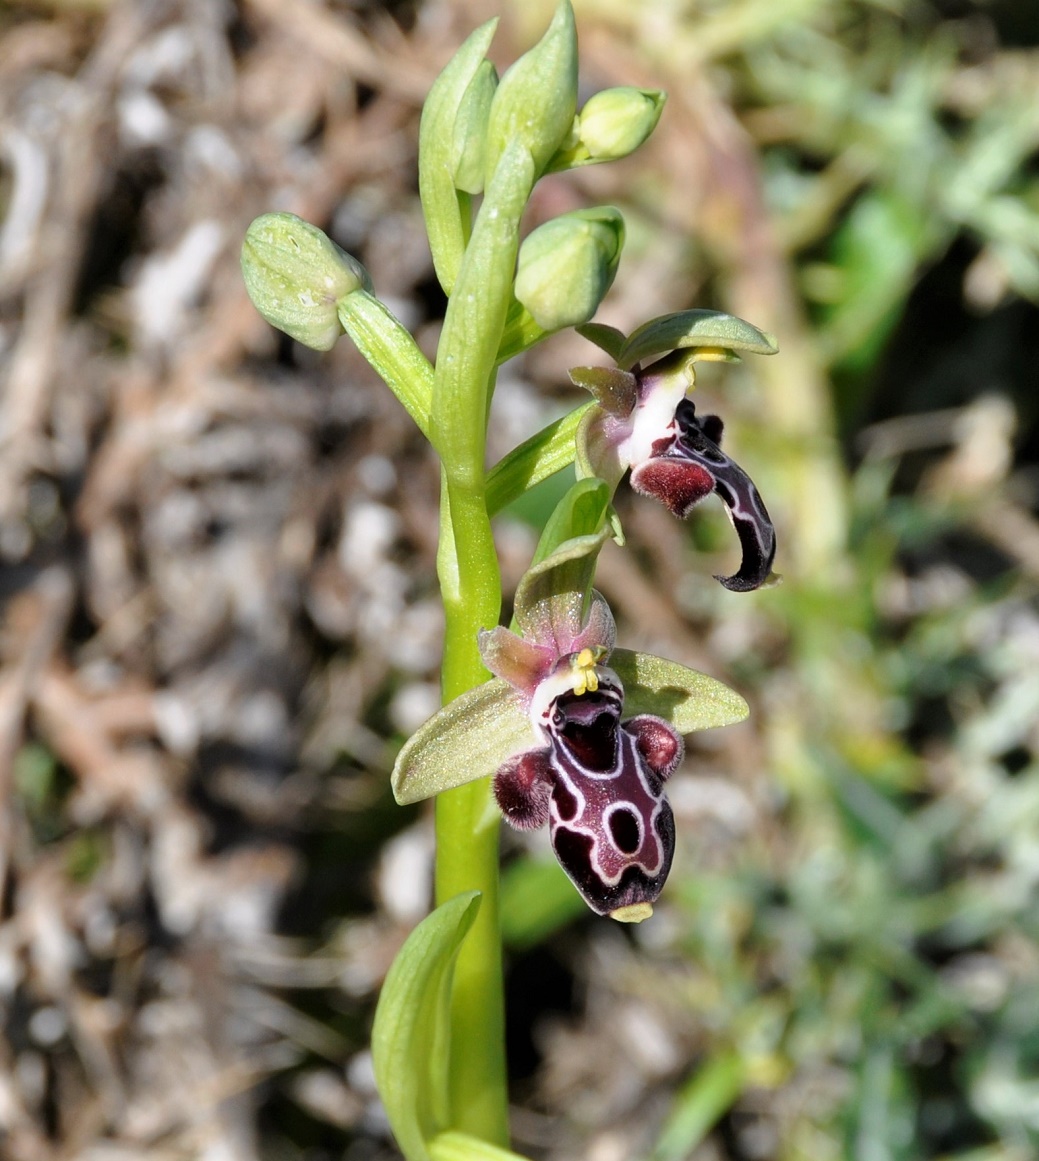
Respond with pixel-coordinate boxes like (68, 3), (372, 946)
(240, 212), (371, 351)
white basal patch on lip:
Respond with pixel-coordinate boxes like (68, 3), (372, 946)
(617, 377), (689, 468)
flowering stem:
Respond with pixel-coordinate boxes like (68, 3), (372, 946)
(427, 141), (537, 1148)
(433, 474), (508, 1144)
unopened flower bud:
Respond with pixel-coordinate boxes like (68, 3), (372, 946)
(241, 212), (371, 351)
(578, 87), (665, 161)
(451, 59), (498, 195)
(484, 0), (578, 183)
(514, 207), (625, 332)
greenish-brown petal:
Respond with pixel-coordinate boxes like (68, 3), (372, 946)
(568, 365), (637, 416)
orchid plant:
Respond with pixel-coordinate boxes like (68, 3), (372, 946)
(241, 5), (777, 1158)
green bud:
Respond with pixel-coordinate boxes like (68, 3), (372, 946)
(578, 87), (665, 160)
(241, 213), (371, 351)
(451, 59), (498, 195)
(484, 0), (578, 183)
(514, 207), (625, 332)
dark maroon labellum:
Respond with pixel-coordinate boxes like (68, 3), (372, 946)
(493, 670), (682, 917)
(629, 399), (776, 592)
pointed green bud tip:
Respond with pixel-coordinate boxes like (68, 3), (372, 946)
(579, 87), (665, 161)
(515, 207), (625, 332)
(241, 212), (371, 351)
(484, 0), (578, 182)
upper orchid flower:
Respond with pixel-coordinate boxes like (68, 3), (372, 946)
(572, 310), (779, 591)
(392, 512), (749, 922)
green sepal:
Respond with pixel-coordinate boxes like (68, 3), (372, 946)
(485, 402), (594, 516)
(610, 649), (749, 732)
(576, 321), (628, 361)
(483, 1), (577, 184)
(616, 310), (778, 371)
(372, 892), (482, 1161)
(430, 1130), (535, 1161)
(241, 212), (371, 351)
(419, 19), (499, 294)
(391, 680), (529, 805)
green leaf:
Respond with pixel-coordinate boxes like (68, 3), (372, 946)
(372, 892), (482, 1161)
(617, 310), (778, 371)
(650, 1051), (746, 1161)
(485, 403), (593, 516)
(391, 680), (530, 805)
(430, 1130), (534, 1161)
(611, 649), (750, 732)
(419, 19), (499, 294)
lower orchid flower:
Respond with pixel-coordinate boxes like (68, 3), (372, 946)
(392, 520), (749, 922)
(572, 310), (780, 591)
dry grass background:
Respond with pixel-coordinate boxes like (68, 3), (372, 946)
(2, 1), (1039, 1160)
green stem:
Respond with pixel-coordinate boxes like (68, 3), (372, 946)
(434, 477), (508, 1145)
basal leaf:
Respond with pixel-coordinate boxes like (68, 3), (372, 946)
(372, 892), (482, 1161)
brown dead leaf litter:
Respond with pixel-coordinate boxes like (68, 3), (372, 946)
(0, 2), (768, 1159)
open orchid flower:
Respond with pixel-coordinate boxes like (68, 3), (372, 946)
(573, 310), (779, 592)
(392, 522), (749, 922)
